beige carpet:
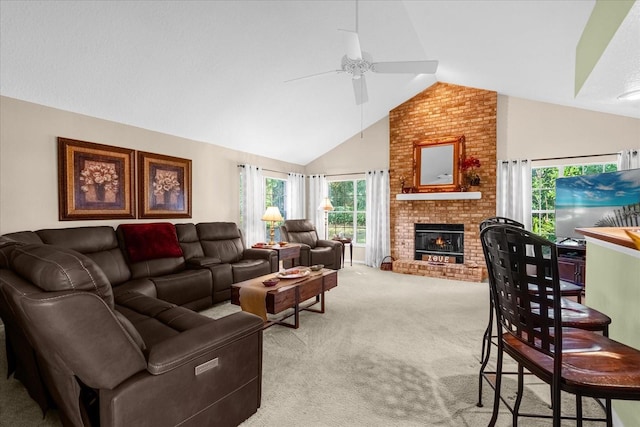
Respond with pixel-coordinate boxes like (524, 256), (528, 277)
(0, 265), (605, 426)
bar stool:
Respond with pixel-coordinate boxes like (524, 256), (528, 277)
(476, 217), (610, 408)
(481, 224), (640, 426)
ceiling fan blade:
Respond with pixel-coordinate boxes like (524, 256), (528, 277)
(284, 69), (343, 83)
(372, 60), (439, 74)
(339, 29), (362, 60)
(352, 76), (368, 105)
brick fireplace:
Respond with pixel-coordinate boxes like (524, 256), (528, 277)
(389, 82), (497, 282)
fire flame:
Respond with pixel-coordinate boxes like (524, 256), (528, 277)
(435, 236), (445, 246)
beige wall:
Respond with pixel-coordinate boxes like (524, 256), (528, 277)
(305, 117), (390, 175)
(2, 93), (639, 240)
(0, 96), (303, 234)
(497, 95), (640, 163)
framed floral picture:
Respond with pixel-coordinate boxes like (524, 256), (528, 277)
(138, 151), (192, 218)
(58, 138), (135, 220)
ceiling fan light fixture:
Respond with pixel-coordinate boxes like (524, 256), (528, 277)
(617, 89), (640, 101)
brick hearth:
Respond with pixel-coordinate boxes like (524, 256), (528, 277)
(389, 82), (497, 282)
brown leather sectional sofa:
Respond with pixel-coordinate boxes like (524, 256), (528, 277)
(0, 221), (277, 426)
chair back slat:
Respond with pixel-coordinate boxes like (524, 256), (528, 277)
(479, 216), (524, 231)
(481, 224), (562, 358)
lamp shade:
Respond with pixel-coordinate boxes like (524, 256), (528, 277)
(262, 206), (284, 222)
(318, 197), (334, 211)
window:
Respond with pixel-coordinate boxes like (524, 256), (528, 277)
(265, 177), (286, 242)
(327, 179), (366, 244)
(531, 162), (617, 241)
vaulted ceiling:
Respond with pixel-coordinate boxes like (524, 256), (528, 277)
(1, 1), (638, 165)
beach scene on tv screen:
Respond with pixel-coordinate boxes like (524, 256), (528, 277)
(555, 168), (640, 239)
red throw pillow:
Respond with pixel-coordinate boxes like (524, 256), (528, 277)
(120, 223), (183, 263)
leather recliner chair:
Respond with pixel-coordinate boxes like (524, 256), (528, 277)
(0, 244), (263, 427)
(279, 219), (342, 270)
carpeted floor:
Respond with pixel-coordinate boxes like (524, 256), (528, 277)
(0, 265), (606, 426)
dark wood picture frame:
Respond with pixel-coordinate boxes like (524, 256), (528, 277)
(58, 137), (135, 220)
(138, 151), (192, 218)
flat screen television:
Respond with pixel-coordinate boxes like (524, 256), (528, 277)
(555, 168), (640, 240)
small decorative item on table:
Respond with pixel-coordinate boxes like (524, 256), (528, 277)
(262, 278), (280, 287)
(276, 268), (310, 279)
(310, 264), (324, 271)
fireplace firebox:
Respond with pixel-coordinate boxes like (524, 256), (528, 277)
(414, 223), (464, 263)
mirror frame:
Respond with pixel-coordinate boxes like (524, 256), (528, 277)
(413, 135), (465, 193)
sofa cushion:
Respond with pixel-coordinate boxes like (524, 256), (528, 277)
(37, 226), (118, 254)
(36, 226), (132, 286)
(114, 291), (215, 349)
(150, 269), (212, 311)
(112, 278), (158, 299)
(119, 223), (183, 262)
(282, 220), (319, 248)
(10, 244), (114, 308)
(175, 223), (205, 260)
(196, 222), (244, 263)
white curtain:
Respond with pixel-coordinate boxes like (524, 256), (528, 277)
(286, 173), (306, 220)
(617, 149), (640, 170)
(496, 159), (532, 231)
(307, 175), (327, 237)
(239, 164), (265, 245)
(365, 170), (390, 268)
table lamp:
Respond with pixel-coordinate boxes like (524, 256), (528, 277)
(318, 197), (334, 239)
(262, 206), (284, 245)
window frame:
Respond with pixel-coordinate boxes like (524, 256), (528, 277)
(327, 178), (366, 245)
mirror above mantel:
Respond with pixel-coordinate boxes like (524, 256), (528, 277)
(413, 135), (465, 193)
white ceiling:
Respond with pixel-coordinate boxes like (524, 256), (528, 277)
(1, 1), (638, 165)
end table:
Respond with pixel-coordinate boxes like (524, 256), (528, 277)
(332, 237), (352, 267)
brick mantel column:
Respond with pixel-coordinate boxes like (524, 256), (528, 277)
(389, 82), (497, 282)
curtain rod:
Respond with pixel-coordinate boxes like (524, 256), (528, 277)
(237, 165), (299, 175)
(237, 165), (367, 177)
(324, 172), (366, 177)
(530, 152), (620, 162)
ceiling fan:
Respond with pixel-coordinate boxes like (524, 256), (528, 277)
(285, 1), (439, 105)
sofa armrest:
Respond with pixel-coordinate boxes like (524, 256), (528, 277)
(316, 239), (342, 249)
(146, 311), (263, 375)
(242, 248), (276, 261)
(186, 257), (222, 268)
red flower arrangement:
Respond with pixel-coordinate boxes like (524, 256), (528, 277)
(461, 156), (481, 186)
(461, 156), (481, 171)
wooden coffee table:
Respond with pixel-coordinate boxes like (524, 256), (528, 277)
(231, 269), (338, 329)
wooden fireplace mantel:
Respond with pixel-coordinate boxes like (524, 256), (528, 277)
(395, 192), (481, 201)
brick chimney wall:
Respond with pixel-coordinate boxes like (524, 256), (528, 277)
(389, 82), (497, 282)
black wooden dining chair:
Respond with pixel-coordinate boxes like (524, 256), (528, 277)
(481, 224), (640, 426)
(476, 217), (602, 408)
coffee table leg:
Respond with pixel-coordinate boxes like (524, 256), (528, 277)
(293, 287), (300, 328)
